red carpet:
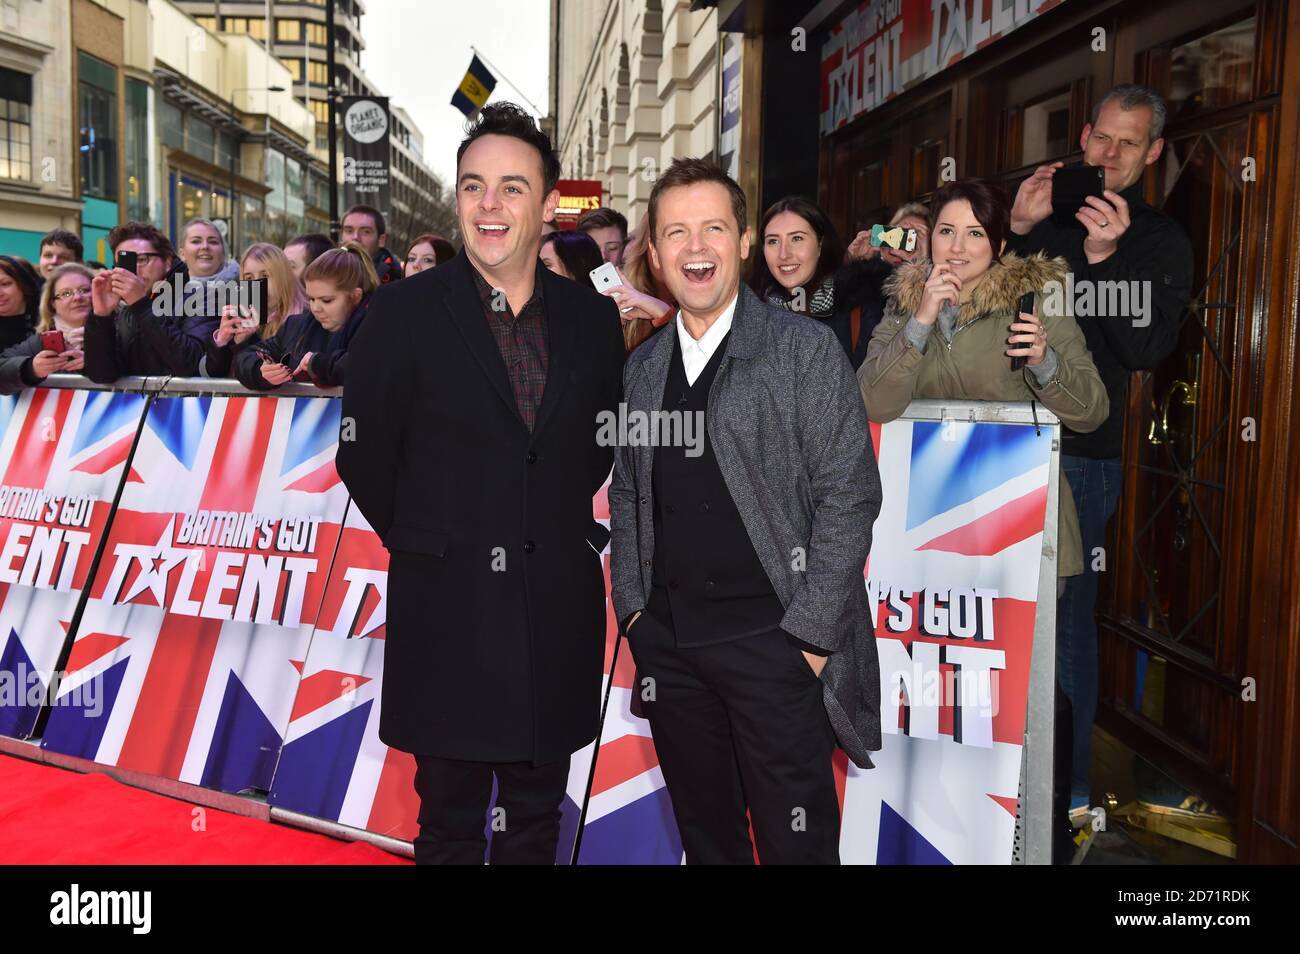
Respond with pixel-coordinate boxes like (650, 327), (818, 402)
(0, 754), (411, 864)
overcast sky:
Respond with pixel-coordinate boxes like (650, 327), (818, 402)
(360, 0), (552, 187)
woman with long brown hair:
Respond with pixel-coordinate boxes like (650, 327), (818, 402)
(202, 242), (310, 378)
(233, 242), (377, 390)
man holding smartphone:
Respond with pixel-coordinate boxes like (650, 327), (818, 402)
(1007, 85), (1193, 821)
(337, 103), (624, 865)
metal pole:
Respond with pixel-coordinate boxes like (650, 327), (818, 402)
(326, 0), (340, 242)
(229, 90), (237, 251)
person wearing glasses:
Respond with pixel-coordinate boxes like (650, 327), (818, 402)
(83, 222), (218, 381)
(0, 262), (93, 392)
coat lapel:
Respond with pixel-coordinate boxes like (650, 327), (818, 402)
(439, 252), (526, 430)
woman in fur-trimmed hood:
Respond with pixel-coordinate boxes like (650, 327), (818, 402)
(858, 179), (1108, 576)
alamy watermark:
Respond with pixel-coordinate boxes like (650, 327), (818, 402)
(0, 663), (101, 717)
(596, 404), (705, 457)
(1041, 275), (1153, 327)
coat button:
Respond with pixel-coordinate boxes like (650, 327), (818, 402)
(639, 496), (647, 505)
(699, 501), (711, 513)
(704, 579), (717, 593)
(666, 504), (676, 515)
(527, 451), (539, 464)
(523, 541), (536, 554)
(642, 559), (652, 568)
(669, 578), (680, 590)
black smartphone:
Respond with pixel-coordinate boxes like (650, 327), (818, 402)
(1011, 291), (1035, 371)
(1050, 164), (1106, 224)
(115, 250), (138, 274)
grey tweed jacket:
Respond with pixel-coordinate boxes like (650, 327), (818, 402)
(608, 283), (884, 768)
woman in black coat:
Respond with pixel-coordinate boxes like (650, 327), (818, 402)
(749, 197), (893, 371)
(233, 243), (376, 390)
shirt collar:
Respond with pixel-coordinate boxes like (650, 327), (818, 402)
(675, 292), (738, 359)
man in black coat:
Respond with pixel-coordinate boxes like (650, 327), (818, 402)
(336, 103), (624, 865)
(1006, 84), (1193, 825)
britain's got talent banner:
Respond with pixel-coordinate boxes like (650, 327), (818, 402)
(0, 389), (146, 739)
(0, 385), (1054, 864)
(39, 395), (349, 794)
(577, 416), (1054, 864)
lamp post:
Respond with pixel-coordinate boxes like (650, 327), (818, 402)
(229, 85), (285, 250)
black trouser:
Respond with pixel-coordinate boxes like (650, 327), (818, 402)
(627, 611), (841, 864)
(411, 754), (570, 865)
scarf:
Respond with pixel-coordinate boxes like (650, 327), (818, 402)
(765, 273), (835, 318)
(54, 314), (86, 351)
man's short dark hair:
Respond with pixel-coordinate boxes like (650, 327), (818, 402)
(646, 158), (748, 244)
(287, 232), (335, 265)
(576, 207), (628, 240)
(456, 102), (561, 195)
(40, 228), (83, 260)
(107, 221), (175, 261)
(343, 205), (386, 238)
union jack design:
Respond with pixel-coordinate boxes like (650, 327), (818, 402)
(0, 388), (146, 739)
(39, 395), (349, 794)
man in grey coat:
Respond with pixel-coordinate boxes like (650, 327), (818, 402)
(608, 158), (883, 864)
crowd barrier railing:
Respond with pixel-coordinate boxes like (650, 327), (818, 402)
(0, 377), (1057, 864)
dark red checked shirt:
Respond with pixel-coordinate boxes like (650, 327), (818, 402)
(471, 266), (549, 431)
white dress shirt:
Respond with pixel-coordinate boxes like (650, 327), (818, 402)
(675, 293), (739, 386)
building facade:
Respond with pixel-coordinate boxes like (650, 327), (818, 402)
(0, 0), (83, 261)
(550, 0), (726, 228)
(173, 0), (456, 251)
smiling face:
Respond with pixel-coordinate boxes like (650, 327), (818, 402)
(405, 241), (437, 276)
(40, 243), (77, 278)
(305, 278), (361, 333)
(649, 181), (749, 326)
(181, 223), (225, 278)
(1081, 100), (1163, 192)
(931, 199), (1003, 298)
(763, 211), (820, 292)
(51, 271), (93, 326)
(883, 214), (931, 267)
(341, 212), (383, 258)
(584, 225), (625, 266)
(457, 133), (559, 278)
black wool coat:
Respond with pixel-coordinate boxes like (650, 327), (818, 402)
(336, 251), (625, 763)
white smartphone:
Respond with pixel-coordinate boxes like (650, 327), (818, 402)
(590, 261), (623, 293)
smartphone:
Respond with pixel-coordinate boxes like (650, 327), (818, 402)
(40, 330), (66, 354)
(239, 278), (268, 330)
(115, 250), (138, 274)
(590, 261), (623, 293)
(1011, 291), (1035, 372)
(1050, 164), (1106, 224)
(869, 223), (919, 252)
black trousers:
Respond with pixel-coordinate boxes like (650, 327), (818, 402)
(627, 612), (841, 864)
(411, 754), (570, 865)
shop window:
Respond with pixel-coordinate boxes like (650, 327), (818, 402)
(78, 53), (117, 200)
(124, 78), (149, 221)
(0, 67), (33, 181)
(1146, 16), (1255, 125)
(161, 99), (185, 152)
(1021, 89), (1072, 168)
(186, 115), (215, 165)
